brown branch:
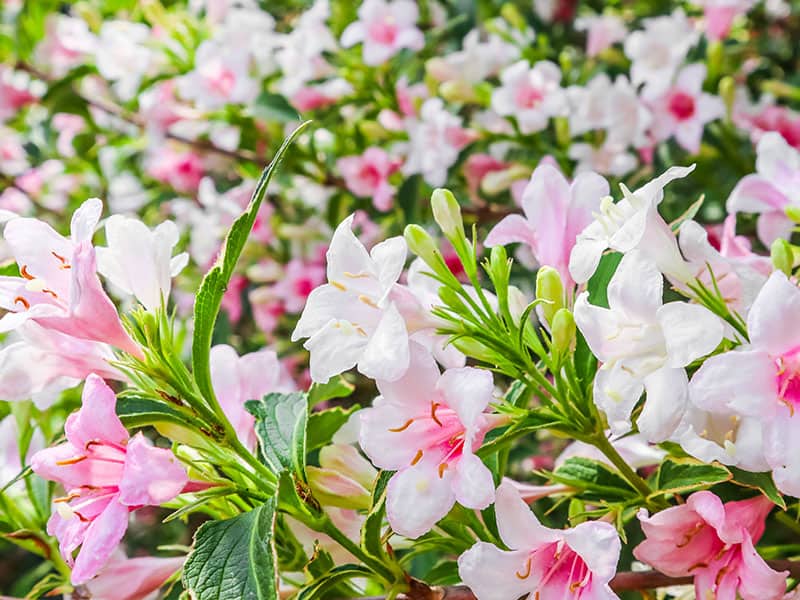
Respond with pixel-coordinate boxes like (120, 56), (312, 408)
(14, 61), (260, 164)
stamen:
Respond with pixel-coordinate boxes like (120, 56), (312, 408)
(343, 271), (370, 279)
(51, 252), (68, 265)
(330, 281), (346, 291)
(74, 511), (90, 522)
(42, 289), (58, 298)
(54, 492), (82, 503)
(358, 294), (378, 308)
(56, 455), (87, 466)
(411, 449), (423, 465)
(14, 296), (30, 309)
(20, 265), (34, 280)
(355, 326), (368, 337)
(430, 403), (443, 427)
(515, 557), (532, 579)
(438, 462), (448, 478)
(388, 419), (414, 432)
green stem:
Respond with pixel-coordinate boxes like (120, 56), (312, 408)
(591, 433), (654, 501)
(319, 517), (398, 583)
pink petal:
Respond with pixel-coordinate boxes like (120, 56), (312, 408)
(484, 215), (537, 250)
(71, 497), (129, 585)
(748, 272), (800, 357)
(437, 367), (493, 430)
(118, 433), (187, 506)
(385, 455), (455, 538)
(65, 374), (129, 449)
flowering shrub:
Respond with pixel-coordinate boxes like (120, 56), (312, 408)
(2, 0), (800, 598)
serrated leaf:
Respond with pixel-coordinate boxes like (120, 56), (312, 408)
(307, 404), (360, 451)
(551, 457), (637, 501)
(586, 252), (622, 309)
(192, 123), (310, 408)
(308, 376), (355, 407)
(183, 498), (278, 600)
(246, 392), (308, 479)
(654, 458), (732, 495)
(729, 467), (786, 509)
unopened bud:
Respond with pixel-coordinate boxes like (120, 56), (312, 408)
(507, 285), (529, 326)
(551, 309), (575, 353)
(718, 76), (736, 120)
(452, 336), (496, 363)
(481, 164), (532, 195)
(440, 80), (478, 103)
(404, 224), (440, 267)
(554, 117), (570, 148)
(319, 445), (377, 490)
(431, 188), (464, 239)
(771, 238), (794, 276)
(501, 3), (528, 31)
(536, 266), (565, 325)
(307, 467), (372, 510)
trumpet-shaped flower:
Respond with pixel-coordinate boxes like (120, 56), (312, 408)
(210, 344), (295, 451)
(337, 147), (401, 212)
(574, 251), (723, 441)
(635, 492), (786, 600)
(81, 551), (185, 600)
(360, 344), (501, 538)
(458, 481), (621, 600)
(688, 272), (800, 496)
(0, 198), (140, 356)
(484, 163), (608, 289)
(569, 165), (695, 284)
(727, 132), (800, 245)
(30, 375), (187, 584)
(491, 60), (566, 134)
(292, 214), (410, 383)
(340, 0), (424, 66)
(97, 215), (188, 312)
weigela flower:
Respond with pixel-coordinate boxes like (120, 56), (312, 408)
(646, 64), (725, 154)
(425, 29), (518, 85)
(292, 214), (410, 383)
(360, 344), (501, 538)
(80, 550), (184, 600)
(697, 0), (756, 41)
(727, 132), (800, 245)
(459, 481), (621, 600)
(307, 443), (377, 510)
(340, 0), (424, 66)
(491, 60), (566, 135)
(176, 42), (259, 110)
(271, 258), (326, 314)
(635, 492), (787, 600)
(337, 147), (401, 212)
(575, 14), (627, 57)
(688, 272), (800, 496)
(0, 198), (140, 356)
(93, 20), (159, 101)
(574, 250), (723, 441)
(485, 162), (608, 289)
(30, 375), (187, 584)
(97, 215), (188, 312)
(568, 165), (695, 284)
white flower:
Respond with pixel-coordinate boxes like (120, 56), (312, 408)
(491, 60), (566, 134)
(94, 21), (159, 101)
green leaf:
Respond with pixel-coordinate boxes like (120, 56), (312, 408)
(253, 92), (300, 123)
(586, 252), (622, 309)
(654, 458), (732, 495)
(670, 194), (705, 232)
(551, 457), (637, 501)
(296, 565), (374, 600)
(183, 498), (278, 600)
(729, 467), (786, 509)
(246, 392), (308, 480)
(306, 405), (360, 451)
(361, 470), (392, 560)
(192, 123), (310, 408)
(476, 409), (562, 458)
(115, 396), (199, 427)
(0, 261), (19, 277)
(308, 376), (355, 407)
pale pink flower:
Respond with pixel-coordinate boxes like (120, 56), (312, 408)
(568, 141), (639, 178)
(340, 0), (424, 66)
(635, 492), (786, 600)
(272, 259), (326, 314)
(486, 163), (608, 289)
(395, 76), (428, 117)
(15, 159), (78, 211)
(646, 64), (725, 154)
(491, 60), (566, 134)
(556, 432), (665, 470)
(93, 21), (159, 101)
(425, 29), (518, 85)
(307, 443), (378, 510)
(220, 274), (248, 324)
(575, 14), (627, 57)
(52, 114), (86, 157)
(337, 147), (401, 211)
(459, 481), (621, 600)
(177, 42), (258, 110)
(210, 344), (296, 450)
(463, 154), (511, 201)
(146, 146), (204, 194)
(34, 15), (96, 78)
(688, 272), (800, 497)
(139, 80), (199, 133)
(0, 67), (36, 122)
(0, 128), (29, 176)
(360, 344), (501, 538)
(0, 415), (44, 495)
(79, 551), (184, 600)
(697, 0), (756, 41)
(31, 375), (187, 584)
(0, 199), (140, 356)
(735, 102), (800, 150)
(249, 286), (285, 335)
(292, 214), (410, 383)
(727, 132), (800, 245)
(291, 78), (352, 111)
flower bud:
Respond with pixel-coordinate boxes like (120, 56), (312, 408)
(307, 467), (372, 510)
(718, 76), (736, 119)
(551, 308), (575, 353)
(319, 444), (377, 490)
(431, 188), (464, 239)
(501, 3), (528, 31)
(481, 165), (532, 195)
(771, 238), (794, 276)
(786, 206), (800, 224)
(536, 266), (565, 325)
(440, 80), (479, 104)
(507, 285), (529, 326)
(404, 224), (440, 267)
(452, 336), (496, 363)
(554, 117), (570, 148)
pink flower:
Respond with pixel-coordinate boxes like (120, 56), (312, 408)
(177, 42), (258, 110)
(220, 274), (248, 324)
(575, 14), (627, 57)
(735, 103), (800, 150)
(146, 146), (204, 193)
(491, 60), (566, 134)
(459, 481), (621, 600)
(646, 64), (725, 154)
(0, 199), (141, 357)
(34, 15), (96, 78)
(698, 0), (756, 41)
(340, 0), (425, 66)
(52, 114), (86, 158)
(0, 67), (36, 122)
(463, 154), (511, 201)
(634, 492), (786, 600)
(688, 272), (800, 497)
(272, 259), (325, 313)
(485, 163), (608, 289)
(249, 287), (285, 335)
(727, 132), (800, 245)
(30, 375), (187, 584)
(210, 344), (296, 451)
(359, 343), (501, 538)
(81, 551), (184, 600)
(337, 147), (401, 211)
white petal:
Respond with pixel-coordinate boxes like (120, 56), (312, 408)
(385, 456), (455, 538)
(593, 365), (644, 436)
(304, 319), (367, 383)
(494, 480), (560, 550)
(657, 303), (723, 367)
(747, 271), (800, 357)
(375, 340), (439, 408)
(564, 521), (620, 582)
(638, 367), (688, 442)
(451, 452), (495, 510)
(357, 302), (410, 381)
(458, 544), (533, 600)
(437, 367), (494, 429)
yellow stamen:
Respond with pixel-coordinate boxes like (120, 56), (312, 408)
(411, 449), (423, 466)
(388, 419), (414, 432)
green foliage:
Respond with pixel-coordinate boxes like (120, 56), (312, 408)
(551, 457), (638, 502)
(306, 405), (360, 452)
(308, 376), (355, 407)
(254, 92), (300, 123)
(183, 497), (279, 600)
(654, 458), (732, 496)
(586, 252), (623, 309)
(246, 392), (308, 480)
(729, 467), (786, 509)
